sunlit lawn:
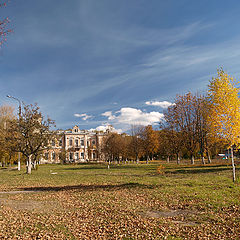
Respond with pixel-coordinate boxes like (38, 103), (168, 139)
(0, 161), (239, 239)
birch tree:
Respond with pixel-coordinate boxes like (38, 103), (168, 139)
(208, 69), (240, 182)
(7, 103), (55, 174)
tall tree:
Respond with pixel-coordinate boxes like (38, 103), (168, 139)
(141, 125), (159, 163)
(102, 133), (123, 167)
(208, 68), (240, 182)
(163, 105), (186, 164)
(7, 103), (55, 174)
(0, 104), (17, 166)
(130, 125), (144, 163)
(194, 94), (210, 164)
(165, 93), (199, 164)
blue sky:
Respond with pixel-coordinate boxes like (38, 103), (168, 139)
(1, 0), (240, 132)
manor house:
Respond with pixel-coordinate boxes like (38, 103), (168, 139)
(41, 125), (106, 164)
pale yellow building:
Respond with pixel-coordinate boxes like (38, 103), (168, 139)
(41, 126), (106, 164)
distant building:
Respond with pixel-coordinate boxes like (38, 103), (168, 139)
(41, 125), (106, 164)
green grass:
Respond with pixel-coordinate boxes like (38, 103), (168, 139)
(0, 162), (239, 239)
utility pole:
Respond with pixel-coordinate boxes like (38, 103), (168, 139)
(6, 95), (21, 171)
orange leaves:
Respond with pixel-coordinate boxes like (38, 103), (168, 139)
(141, 125), (159, 157)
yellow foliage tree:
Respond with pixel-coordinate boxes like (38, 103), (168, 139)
(208, 68), (240, 182)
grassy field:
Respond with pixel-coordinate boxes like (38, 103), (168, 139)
(0, 161), (239, 239)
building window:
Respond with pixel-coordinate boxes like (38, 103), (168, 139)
(81, 140), (84, 146)
(75, 139), (79, 146)
(81, 152), (84, 159)
(59, 139), (62, 146)
(75, 152), (79, 160)
(51, 140), (55, 146)
(69, 152), (73, 160)
(69, 138), (73, 146)
(45, 153), (48, 160)
(52, 152), (56, 160)
(92, 140), (96, 145)
(74, 128), (78, 133)
(93, 152), (96, 159)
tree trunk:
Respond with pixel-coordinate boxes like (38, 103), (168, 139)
(167, 156), (170, 163)
(207, 150), (211, 163)
(108, 159), (110, 169)
(177, 153), (180, 164)
(191, 155), (195, 165)
(146, 156), (150, 164)
(17, 152), (21, 171)
(201, 156), (205, 165)
(231, 147), (236, 182)
(136, 155), (139, 164)
(33, 160), (37, 170)
(27, 154), (32, 174)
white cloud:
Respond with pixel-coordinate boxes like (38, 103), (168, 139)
(145, 100), (175, 108)
(102, 107), (164, 127)
(101, 111), (116, 120)
(90, 124), (122, 134)
(74, 113), (92, 121)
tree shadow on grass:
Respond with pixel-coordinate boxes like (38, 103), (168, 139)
(168, 167), (232, 174)
(18, 182), (154, 192)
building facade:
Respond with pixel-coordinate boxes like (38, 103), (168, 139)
(41, 125), (106, 164)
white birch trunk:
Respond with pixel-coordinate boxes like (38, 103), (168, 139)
(177, 154), (180, 165)
(207, 150), (211, 164)
(191, 155), (195, 165)
(17, 152), (21, 171)
(231, 147), (236, 182)
(27, 154), (32, 174)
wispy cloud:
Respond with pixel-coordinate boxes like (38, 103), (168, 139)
(145, 100), (175, 108)
(74, 113), (92, 121)
(101, 111), (116, 120)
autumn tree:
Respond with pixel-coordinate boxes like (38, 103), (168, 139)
(166, 93), (201, 164)
(163, 106), (186, 164)
(119, 134), (132, 163)
(102, 133), (123, 167)
(7, 103), (55, 174)
(0, 104), (17, 166)
(158, 126), (183, 164)
(129, 125), (144, 163)
(141, 125), (159, 163)
(208, 69), (240, 182)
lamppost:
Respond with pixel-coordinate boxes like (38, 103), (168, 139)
(6, 95), (21, 171)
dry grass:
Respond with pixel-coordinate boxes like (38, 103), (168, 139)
(0, 162), (239, 239)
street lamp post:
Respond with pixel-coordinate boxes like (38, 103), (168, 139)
(6, 95), (21, 171)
